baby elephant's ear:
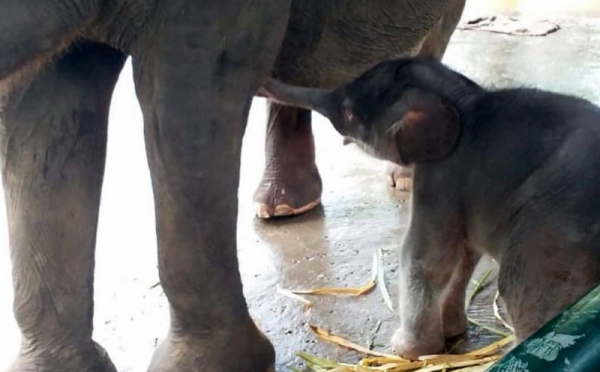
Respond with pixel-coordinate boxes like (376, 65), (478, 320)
(392, 90), (460, 164)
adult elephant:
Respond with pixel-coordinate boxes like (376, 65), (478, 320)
(0, 1), (464, 371)
(254, 0), (466, 218)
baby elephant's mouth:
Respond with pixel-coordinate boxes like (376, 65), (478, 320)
(340, 134), (379, 157)
(342, 136), (357, 146)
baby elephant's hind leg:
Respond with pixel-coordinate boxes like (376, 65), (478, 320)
(498, 241), (600, 341)
(2, 42), (125, 372)
(386, 163), (413, 191)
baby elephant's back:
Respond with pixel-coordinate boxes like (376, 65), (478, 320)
(501, 91), (600, 225)
(463, 89), (600, 259)
(506, 91), (600, 257)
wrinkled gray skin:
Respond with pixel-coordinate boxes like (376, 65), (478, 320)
(254, 0), (466, 218)
(261, 58), (600, 359)
(0, 1), (467, 371)
(2, 1), (288, 371)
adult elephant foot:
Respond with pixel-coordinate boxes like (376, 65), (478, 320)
(9, 342), (116, 372)
(149, 323), (274, 372)
(386, 162), (414, 192)
(254, 103), (322, 218)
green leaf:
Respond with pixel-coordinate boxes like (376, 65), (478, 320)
(376, 249), (394, 311)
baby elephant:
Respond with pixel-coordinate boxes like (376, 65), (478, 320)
(260, 58), (600, 359)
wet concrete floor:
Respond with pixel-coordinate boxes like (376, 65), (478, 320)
(1, 3), (600, 372)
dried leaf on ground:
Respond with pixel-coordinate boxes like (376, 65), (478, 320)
(299, 350), (501, 372)
(467, 269), (493, 305)
(294, 325), (514, 372)
(290, 280), (376, 296)
(375, 249), (394, 311)
(367, 320), (383, 350)
(493, 290), (515, 332)
(297, 351), (342, 369)
(309, 325), (403, 359)
(465, 334), (515, 357)
(284, 252), (379, 297)
(413, 356), (500, 372)
(467, 318), (512, 338)
(277, 285), (313, 316)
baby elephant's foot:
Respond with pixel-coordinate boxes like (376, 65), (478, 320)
(149, 324), (275, 372)
(391, 328), (445, 360)
(386, 163), (413, 191)
(8, 341), (116, 372)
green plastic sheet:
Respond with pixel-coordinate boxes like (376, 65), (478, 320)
(486, 283), (600, 371)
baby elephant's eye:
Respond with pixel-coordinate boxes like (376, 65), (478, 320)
(344, 109), (354, 122)
(342, 97), (355, 123)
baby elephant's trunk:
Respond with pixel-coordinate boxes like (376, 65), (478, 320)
(258, 78), (346, 134)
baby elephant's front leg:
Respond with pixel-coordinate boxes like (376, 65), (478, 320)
(392, 211), (471, 359)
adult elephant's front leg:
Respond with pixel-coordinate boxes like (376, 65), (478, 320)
(133, 1), (290, 371)
(1, 43), (125, 371)
(254, 103), (322, 218)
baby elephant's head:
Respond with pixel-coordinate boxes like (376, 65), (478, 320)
(260, 58), (461, 165)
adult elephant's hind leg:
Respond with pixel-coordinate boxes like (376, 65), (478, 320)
(135, 1), (290, 371)
(2, 42), (125, 371)
(386, 162), (413, 191)
(254, 103), (322, 218)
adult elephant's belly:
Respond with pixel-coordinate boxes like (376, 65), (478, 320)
(253, 0), (465, 219)
(273, 0), (462, 87)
